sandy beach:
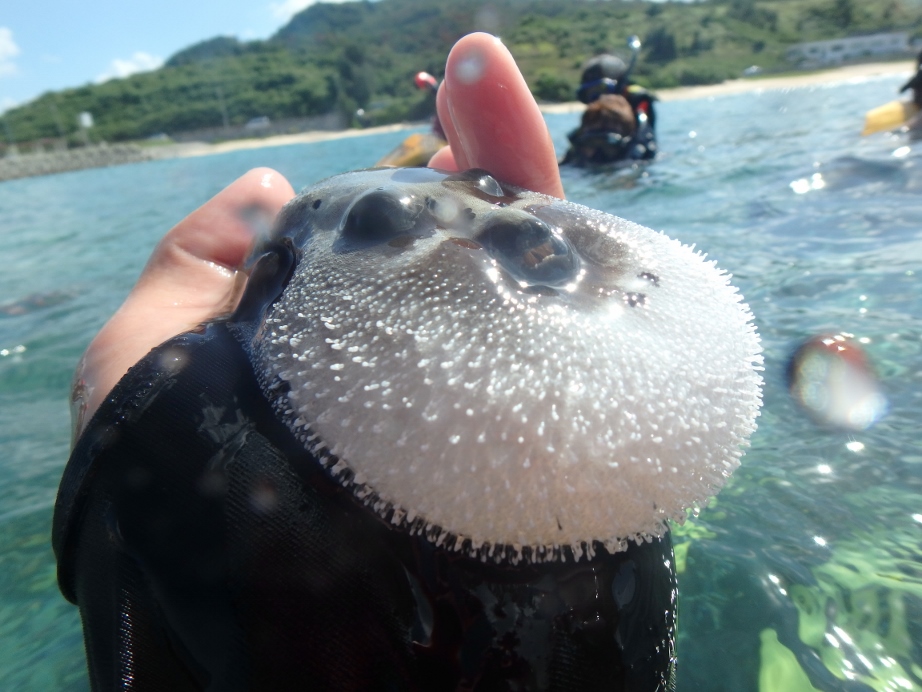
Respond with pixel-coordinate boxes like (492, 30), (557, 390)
(150, 123), (414, 160)
(542, 59), (914, 111)
(154, 60), (915, 159)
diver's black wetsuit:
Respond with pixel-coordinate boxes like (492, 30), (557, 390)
(562, 52), (658, 166)
(562, 87), (658, 166)
(53, 322), (677, 691)
(900, 66), (922, 109)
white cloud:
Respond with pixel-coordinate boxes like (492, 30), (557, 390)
(270, 0), (354, 22)
(0, 27), (21, 78)
(95, 52), (163, 84)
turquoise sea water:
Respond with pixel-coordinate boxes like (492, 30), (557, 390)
(2, 73), (921, 690)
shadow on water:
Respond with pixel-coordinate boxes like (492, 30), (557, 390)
(790, 153), (916, 194)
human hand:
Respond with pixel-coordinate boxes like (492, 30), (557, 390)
(73, 32), (564, 437)
(71, 168), (297, 438)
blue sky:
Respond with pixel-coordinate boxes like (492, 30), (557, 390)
(1, 0), (355, 113)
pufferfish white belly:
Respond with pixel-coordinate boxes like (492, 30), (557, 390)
(53, 166), (762, 691)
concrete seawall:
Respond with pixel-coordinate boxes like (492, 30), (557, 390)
(0, 144), (154, 182)
(0, 113), (350, 183)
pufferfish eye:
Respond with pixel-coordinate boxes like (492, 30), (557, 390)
(476, 213), (579, 288)
(339, 188), (429, 250)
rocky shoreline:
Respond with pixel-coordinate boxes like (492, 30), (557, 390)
(0, 143), (154, 182)
(1, 60), (912, 183)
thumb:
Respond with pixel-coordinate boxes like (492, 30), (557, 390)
(74, 167), (295, 436)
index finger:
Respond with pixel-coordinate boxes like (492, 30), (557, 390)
(433, 33), (565, 199)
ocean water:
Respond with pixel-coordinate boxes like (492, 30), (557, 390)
(2, 73), (921, 691)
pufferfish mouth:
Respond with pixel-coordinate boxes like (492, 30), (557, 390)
(240, 167), (763, 564)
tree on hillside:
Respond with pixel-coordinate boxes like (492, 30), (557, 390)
(532, 70), (572, 102)
(274, 1), (371, 46)
(165, 37), (245, 68)
(334, 43), (371, 116)
(806, 0), (858, 31)
(645, 27), (678, 63)
(830, 0), (856, 28)
(727, 0), (778, 32)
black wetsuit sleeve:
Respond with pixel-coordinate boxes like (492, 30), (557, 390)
(900, 69), (922, 109)
(53, 322), (677, 691)
(70, 491), (204, 691)
(53, 326), (261, 690)
(52, 324), (419, 691)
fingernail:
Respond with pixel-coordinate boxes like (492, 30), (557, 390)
(453, 35), (497, 85)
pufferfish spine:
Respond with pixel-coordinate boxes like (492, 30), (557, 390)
(246, 167), (763, 564)
(53, 166), (761, 691)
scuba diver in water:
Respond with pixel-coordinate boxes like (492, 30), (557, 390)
(898, 50), (922, 135)
(414, 70), (447, 141)
(899, 50), (922, 109)
(561, 37), (658, 166)
(375, 71), (449, 167)
(862, 50), (922, 137)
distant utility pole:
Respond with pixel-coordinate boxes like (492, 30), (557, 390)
(216, 86), (230, 131)
(77, 112), (94, 146)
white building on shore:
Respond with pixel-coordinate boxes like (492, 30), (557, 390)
(786, 32), (914, 67)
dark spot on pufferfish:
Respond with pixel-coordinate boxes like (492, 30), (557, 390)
(625, 293), (647, 308)
(639, 271), (660, 286)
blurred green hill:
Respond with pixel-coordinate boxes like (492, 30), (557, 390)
(3, 0), (920, 145)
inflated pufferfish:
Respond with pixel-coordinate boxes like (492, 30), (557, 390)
(53, 167), (762, 691)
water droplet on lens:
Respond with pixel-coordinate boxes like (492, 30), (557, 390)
(250, 479), (279, 513)
(443, 169), (512, 201)
(474, 174), (504, 198)
(787, 333), (887, 431)
(455, 49), (486, 84)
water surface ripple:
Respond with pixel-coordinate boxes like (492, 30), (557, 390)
(1, 74), (920, 690)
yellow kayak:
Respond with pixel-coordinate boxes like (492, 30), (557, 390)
(376, 132), (447, 168)
(861, 100), (920, 136)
